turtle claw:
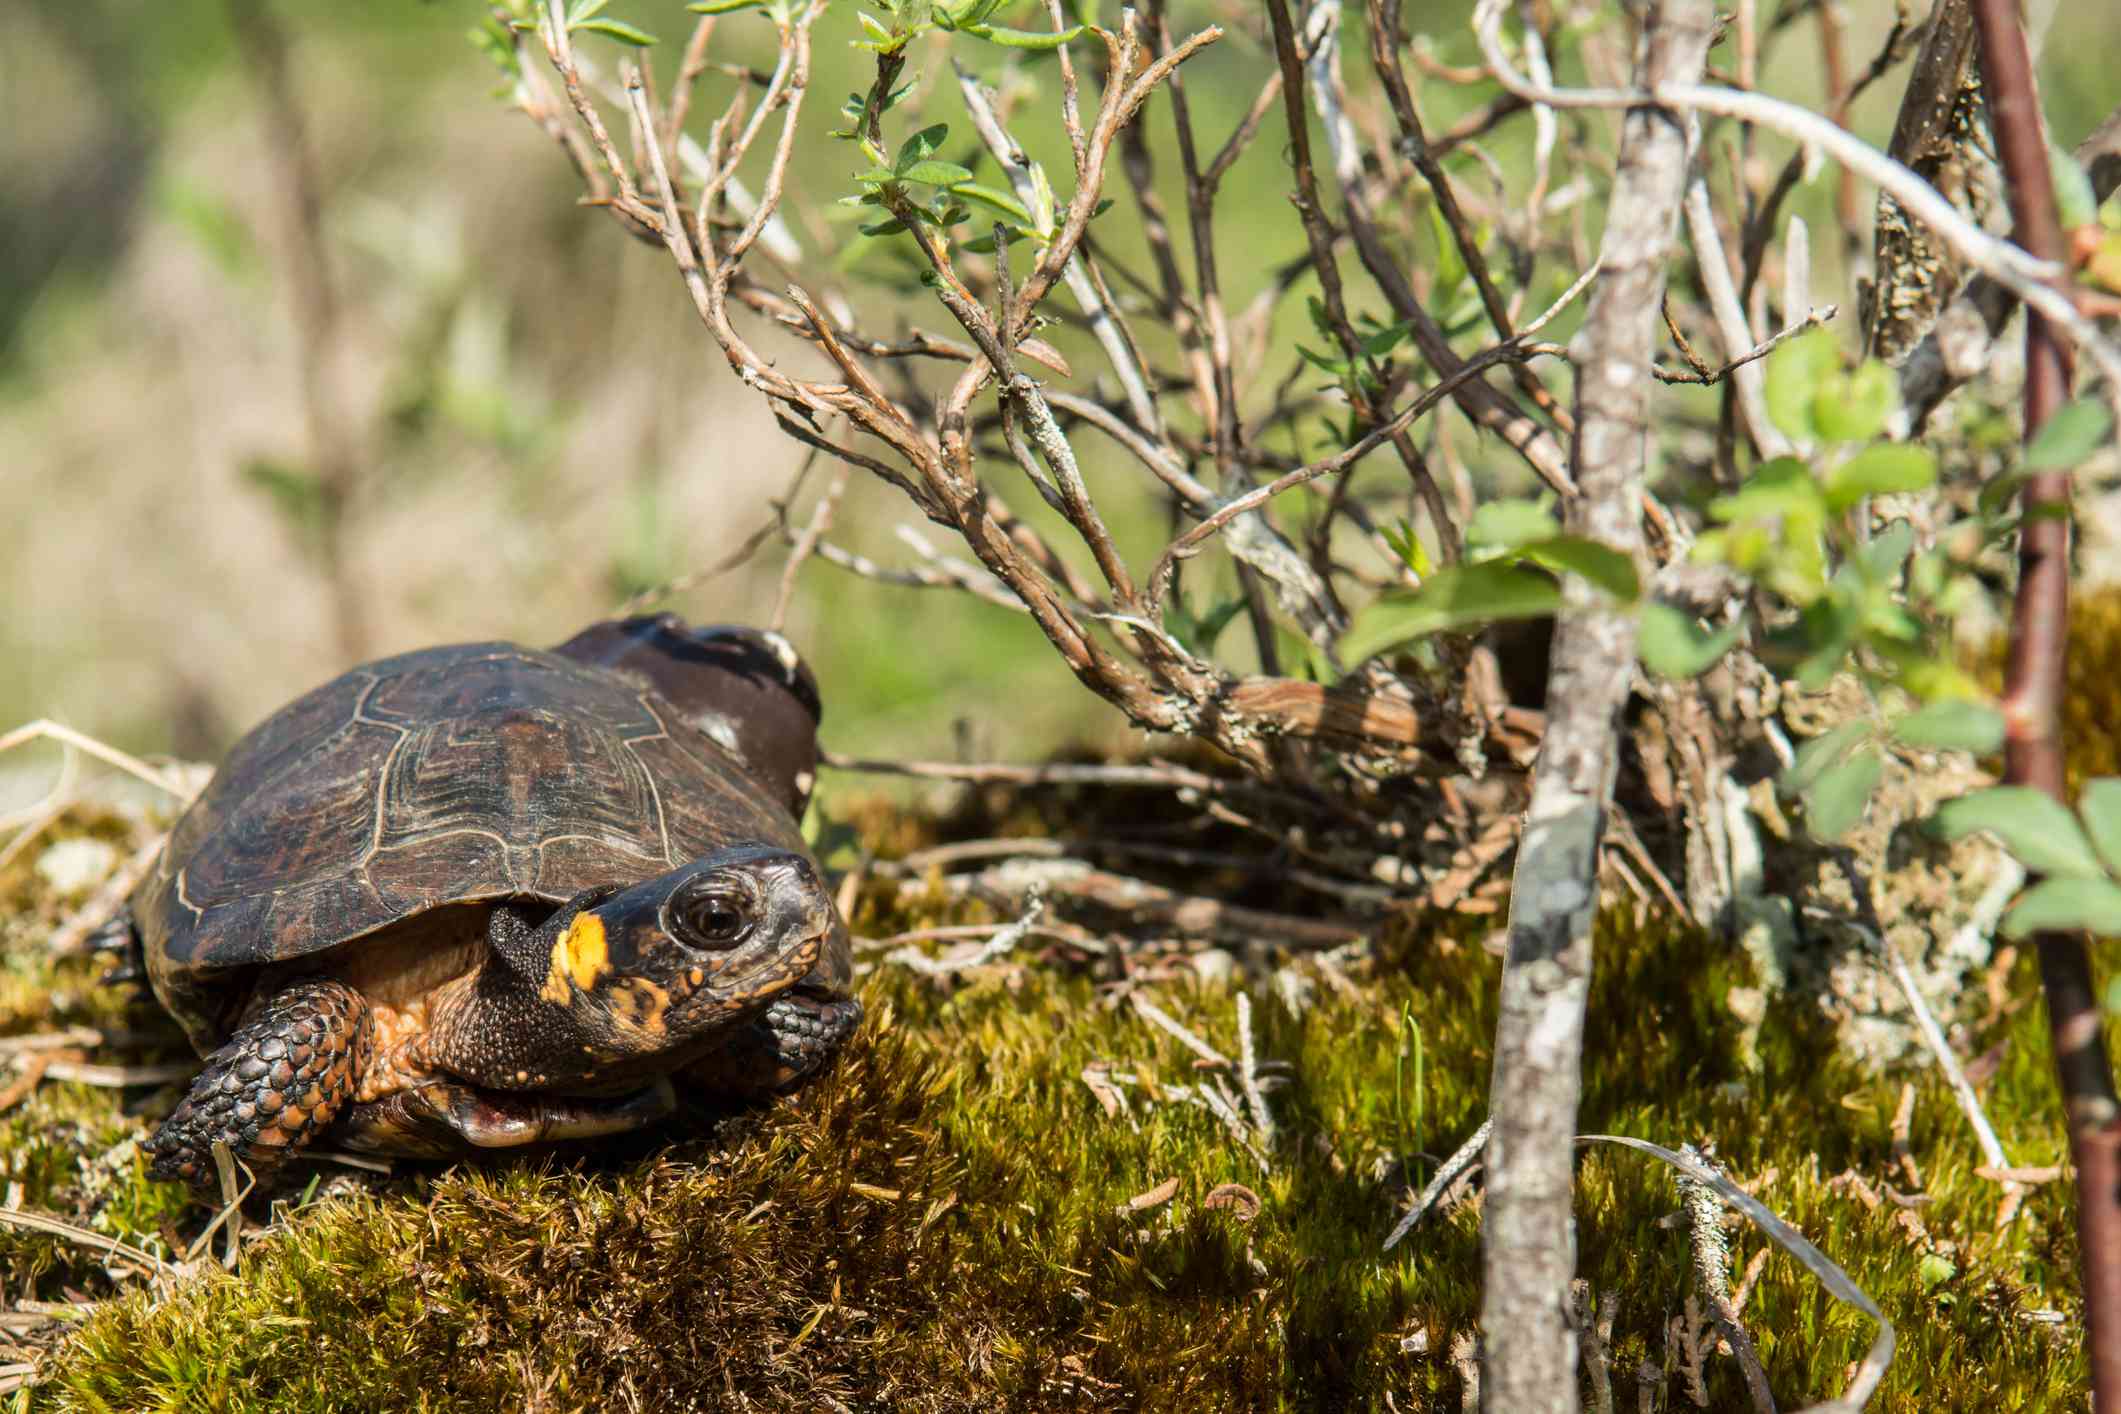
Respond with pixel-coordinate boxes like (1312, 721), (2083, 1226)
(148, 978), (372, 1192)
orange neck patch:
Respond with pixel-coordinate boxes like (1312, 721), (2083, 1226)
(540, 913), (611, 1004)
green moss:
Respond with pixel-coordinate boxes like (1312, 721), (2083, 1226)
(2058, 586), (2121, 792)
(15, 602), (2121, 1412)
(2, 891), (2090, 1412)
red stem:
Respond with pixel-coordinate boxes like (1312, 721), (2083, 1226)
(1969, 2), (2121, 1405)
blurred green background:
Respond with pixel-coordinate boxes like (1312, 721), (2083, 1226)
(4, 0), (2117, 782)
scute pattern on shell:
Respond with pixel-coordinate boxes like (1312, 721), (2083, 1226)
(136, 642), (805, 1049)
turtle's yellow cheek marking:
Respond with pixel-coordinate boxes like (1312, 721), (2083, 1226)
(540, 913), (611, 1004)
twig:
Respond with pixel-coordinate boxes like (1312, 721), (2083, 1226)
(1581, 1135), (1894, 1413)
(1479, 6), (1712, 1407)
(1847, 919), (2011, 1174)
(1678, 1149), (1777, 1413)
(1470, 0), (2121, 413)
(1235, 993), (1275, 1146)
(772, 463), (850, 633)
(1653, 305), (1837, 386)
(1971, 0), (2121, 1396)
(1131, 994), (1232, 1068)
(226, 0), (369, 662)
(1681, 176), (1793, 457)
(1383, 1116), (1494, 1252)
(880, 893), (1046, 976)
(48, 832), (165, 957)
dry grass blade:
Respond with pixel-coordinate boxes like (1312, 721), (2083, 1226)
(0, 720), (196, 802)
(33, 1060), (193, 1088)
(1580, 1134), (1894, 1413)
(0, 1209), (179, 1283)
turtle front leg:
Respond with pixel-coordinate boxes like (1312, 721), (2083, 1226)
(148, 977), (372, 1191)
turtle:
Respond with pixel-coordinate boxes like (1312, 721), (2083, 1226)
(117, 614), (862, 1190)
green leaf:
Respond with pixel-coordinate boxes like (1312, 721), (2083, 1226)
(574, 17), (657, 43)
(1933, 786), (2109, 879)
(1637, 603), (1742, 679)
(1978, 469), (2029, 517)
(1858, 519), (1917, 583)
(1516, 537), (1640, 601)
(2052, 143), (2100, 230)
(2023, 398), (2114, 471)
(1892, 701), (2005, 754)
(1361, 320), (1415, 360)
(1805, 748), (1883, 841)
(1780, 721), (1869, 796)
(858, 217), (909, 236)
(2107, 974), (2121, 1014)
(1382, 519), (1433, 577)
(1813, 360), (1898, 443)
(1823, 443), (1937, 511)
(689, 0), (764, 11)
(2000, 877), (2121, 939)
(940, 0), (1008, 28)
(898, 160), (974, 187)
(894, 124), (949, 174)
(949, 182), (1033, 226)
(1295, 345), (1349, 377)
(567, 0), (611, 23)
(2080, 778), (2121, 877)
(1339, 562), (1562, 665)
(1428, 202), (1467, 301)
(1466, 498), (1559, 552)
(1764, 326), (1841, 442)
(1709, 456), (1828, 524)
(964, 22), (1084, 48)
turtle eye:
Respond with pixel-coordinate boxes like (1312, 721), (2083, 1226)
(677, 884), (752, 949)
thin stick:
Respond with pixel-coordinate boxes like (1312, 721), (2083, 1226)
(1235, 993), (1276, 1145)
(1383, 1117), (1493, 1251)
(772, 463), (850, 633)
(1583, 1135), (1894, 1413)
(1970, 0), (2121, 1397)
(1849, 920), (2010, 1172)
(1470, 0), (2121, 411)
(1131, 994), (1233, 1068)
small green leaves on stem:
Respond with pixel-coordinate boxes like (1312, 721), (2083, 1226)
(562, 0), (656, 44)
(1822, 444), (1938, 512)
(1933, 786), (2112, 879)
(1776, 721), (1883, 842)
(1637, 603), (1742, 679)
(1805, 748), (1885, 840)
(1338, 562), (1563, 667)
(2000, 878), (2121, 939)
(1891, 700), (2006, 754)
(2022, 397), (2115, 472)
(2082, 780), (2121, 877)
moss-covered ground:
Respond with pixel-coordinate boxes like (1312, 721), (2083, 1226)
(5, 594), (2120, 1410)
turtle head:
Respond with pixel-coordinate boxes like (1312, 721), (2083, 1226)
(534, 845), (834, 1056)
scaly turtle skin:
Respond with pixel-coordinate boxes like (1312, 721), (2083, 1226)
(131, 617), (860, 1190)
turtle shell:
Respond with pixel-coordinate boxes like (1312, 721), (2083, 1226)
(136, 641), (808, 1050)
